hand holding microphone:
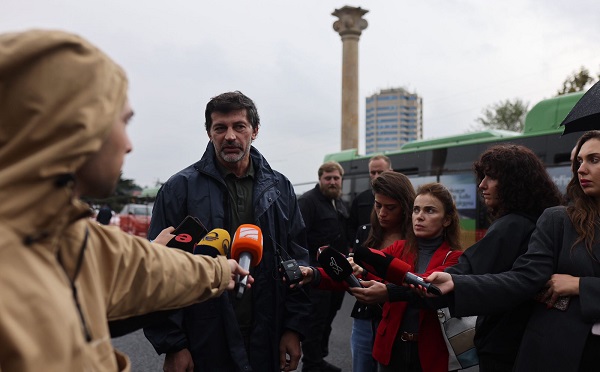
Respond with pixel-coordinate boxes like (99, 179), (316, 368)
(231, 224), (263, 298)
(353, 245), (442, 296)
(404, 272), (442, 296)
(152, 226), (175, 246)
(226, 260), (252, 291)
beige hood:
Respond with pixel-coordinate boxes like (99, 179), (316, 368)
(0, 30), (128, 242)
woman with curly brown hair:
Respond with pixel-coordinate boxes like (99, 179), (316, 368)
(428, 134), (600, 372)
(441, 144), (564, 372)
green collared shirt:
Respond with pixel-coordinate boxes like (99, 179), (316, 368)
(216, 159), (255, 230)
(215, 158), (255, 344)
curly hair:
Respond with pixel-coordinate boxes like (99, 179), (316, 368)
(364, 171), (415, 250)
(566, 131), (600, 252)
(404, 183), (463, 261)
(474, 144), (563, 220)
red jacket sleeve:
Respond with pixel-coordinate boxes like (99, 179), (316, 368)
(314, 267), (349, 291)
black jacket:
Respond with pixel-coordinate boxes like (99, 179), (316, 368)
(144, 143), (310, 372)
(446, 213), (537, 364)
(451, 207), (600, 372)
(298, 184), (349, 266)
(351, 224), (383, 320)
(348, 188), (374, 242)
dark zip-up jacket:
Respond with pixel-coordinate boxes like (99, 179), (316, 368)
(144, 143), (310, 372)
(298, 184), (350, 266)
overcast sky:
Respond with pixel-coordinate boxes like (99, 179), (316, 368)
(3, 1), (599, 191)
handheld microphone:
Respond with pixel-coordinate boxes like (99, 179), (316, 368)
(193, 228), (231, 257)
(167, 215), (209, 253)
(404, 272), (442, 296)
(231, 224), (263, 298)
(317, 246), (362, 288)
(353, 245), (442, 295)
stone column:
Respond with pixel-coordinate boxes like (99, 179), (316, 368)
(332, 6), (368, 150)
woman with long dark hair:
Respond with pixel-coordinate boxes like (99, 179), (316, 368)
(428, 132), (600, 371)
(349, 171), (415, 372)
(350, 182), (463, 372)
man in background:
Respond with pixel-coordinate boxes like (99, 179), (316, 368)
(95, 204), (113, 225)
(347, 155), (393, 241)
(298, 161), (350, 372)
(145, 91), (310, 372)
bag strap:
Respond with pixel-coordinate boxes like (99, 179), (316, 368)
(442, 250), (452, 265)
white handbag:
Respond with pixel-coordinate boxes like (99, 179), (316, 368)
(437, 307), (479, 371)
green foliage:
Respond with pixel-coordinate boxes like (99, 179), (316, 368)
(474, 98), (529, 132)
(84, 174), (151, 213)
(557, 66), (595, 95)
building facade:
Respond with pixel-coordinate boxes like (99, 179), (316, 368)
(365, 88), (423, 154)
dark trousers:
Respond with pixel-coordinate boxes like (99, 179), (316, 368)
(302, 288), (343, 369)
(579, 333), (600, 372)
(321, 290), (345, 357)
(378, 338), (421, 372)
(478, 355), (514, 372)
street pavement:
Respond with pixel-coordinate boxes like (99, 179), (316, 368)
(112, 292), (355, 371)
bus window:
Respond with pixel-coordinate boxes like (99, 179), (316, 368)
(546, 165), (572, 196)
(440, 173), (478, 247)
(407, 176), (436, 190)
(342, 178), (353, 204)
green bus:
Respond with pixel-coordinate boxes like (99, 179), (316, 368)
(324, 92), (584, 246)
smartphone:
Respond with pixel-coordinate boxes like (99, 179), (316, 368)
(167, 216), (208, 253)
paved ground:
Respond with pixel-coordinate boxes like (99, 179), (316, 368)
(112, 292), (355, 371)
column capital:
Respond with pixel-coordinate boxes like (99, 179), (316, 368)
(332, 6), (368, 39)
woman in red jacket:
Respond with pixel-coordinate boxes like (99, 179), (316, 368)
(299, 182), (463, 372)
(351, 182), (462, 372)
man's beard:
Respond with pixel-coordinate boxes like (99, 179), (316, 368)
(216, 141), (250, 163)
(320, 184), (341, 200)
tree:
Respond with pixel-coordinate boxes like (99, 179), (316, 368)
(557, 66), (595, 95)
(115, 174), (142, 196)
(474, 98), (529, 132)
(84, 174), (144, 212)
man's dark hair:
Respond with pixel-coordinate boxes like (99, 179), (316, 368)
(204, 91), (260, 132)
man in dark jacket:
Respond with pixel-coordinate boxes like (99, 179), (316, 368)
(298, 161), (349, 372)
(144, 91), (310, 372)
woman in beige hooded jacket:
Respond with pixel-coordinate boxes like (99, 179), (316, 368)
(0, 30), (245, 371)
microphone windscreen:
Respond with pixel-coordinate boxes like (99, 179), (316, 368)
(317, 246), (354, 282)
(167, 216), (208, 253)
(230, 224), (263, 266)
(193, 228), (231, 257)
(353, 245), (411, 285)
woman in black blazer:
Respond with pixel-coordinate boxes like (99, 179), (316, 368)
(429, 130), (600, 372)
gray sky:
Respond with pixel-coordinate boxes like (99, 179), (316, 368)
(3, 1), (599, 192)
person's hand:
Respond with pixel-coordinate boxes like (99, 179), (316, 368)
(348, 256), (364, 276)
(227, 259), (253, 291)
(279, 330), (301, 371)
(424, 272), (454, 296)
(349, 280), (388, 304)
(163, 349), (194, 372)
(153, 226), (175, 246)
(542, 274), (579, 308)
(286, 265), (314, 289)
